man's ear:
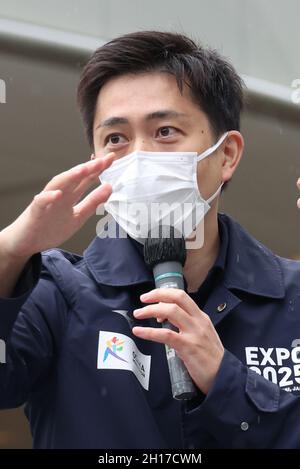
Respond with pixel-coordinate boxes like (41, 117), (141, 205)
(221, 131), (244, 183)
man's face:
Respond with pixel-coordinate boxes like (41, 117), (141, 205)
(93, 72), (225, 200)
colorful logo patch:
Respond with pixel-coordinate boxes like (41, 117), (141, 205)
(103, 336), (128, 363)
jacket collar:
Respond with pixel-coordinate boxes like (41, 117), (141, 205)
(220, 213), (284, 299)
(83, 213), (285, 299)
(83, 224), (153, 287)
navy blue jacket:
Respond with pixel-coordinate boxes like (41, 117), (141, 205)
(1, 213), (300, 449)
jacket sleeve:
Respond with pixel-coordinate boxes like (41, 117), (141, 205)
(184, 349), (300, 448)
(0, 253), (68, 409)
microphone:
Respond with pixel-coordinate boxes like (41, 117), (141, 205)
(144, 225), (197, 400)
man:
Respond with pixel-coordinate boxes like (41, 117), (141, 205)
(0, 30), (300, 449)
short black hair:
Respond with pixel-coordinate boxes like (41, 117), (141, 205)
(77, 30), (244, 148)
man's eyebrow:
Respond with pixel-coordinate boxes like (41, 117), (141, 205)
(95, 110), (189, 129)
(145, 110), (189, 121)
(96, 116), (128, 129)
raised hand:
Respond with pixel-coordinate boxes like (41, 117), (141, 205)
(0, 152), (115, 259)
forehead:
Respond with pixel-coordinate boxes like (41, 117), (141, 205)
(94, 72), (208, 125)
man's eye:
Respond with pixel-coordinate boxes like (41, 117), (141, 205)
(105, 134), (127, 145)
(157, 126), (178, 137)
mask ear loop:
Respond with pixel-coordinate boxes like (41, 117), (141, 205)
(196, 131), (228, 204)
(206, 182), (224, 205)
(196, 132), (229, 162)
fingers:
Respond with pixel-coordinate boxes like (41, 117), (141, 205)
(140, 288), (202, 318)
(44, 152), (115, 194)
(30, 154), (114, 225)
(133, 302), (190, 330)
(132, 326), (180, 349)
(32, 190), (63, 213)
(73, 182), (112, 225)
(71, 173), (101, 205)
(297, 178), (300, 209)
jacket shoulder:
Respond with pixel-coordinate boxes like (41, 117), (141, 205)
(40, 248), (85, 306)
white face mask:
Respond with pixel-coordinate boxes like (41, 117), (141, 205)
(99, 132), (228, 246)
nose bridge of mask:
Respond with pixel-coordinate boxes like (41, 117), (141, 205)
(196, 132), (229, 163)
